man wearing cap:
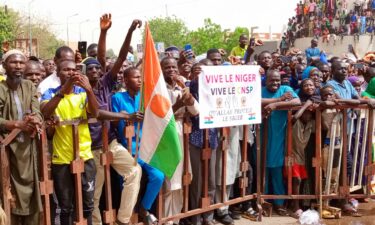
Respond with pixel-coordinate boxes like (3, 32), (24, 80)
(0, 49), (43, 224)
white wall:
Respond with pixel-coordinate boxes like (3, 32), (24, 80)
(294, 35), (375, 58)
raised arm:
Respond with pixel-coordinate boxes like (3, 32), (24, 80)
(97, 13), (112, 71)
(109, 19), (142, 80)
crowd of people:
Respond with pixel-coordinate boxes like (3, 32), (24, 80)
(1, 10), (375, 225)
(281, 0), (375, 50)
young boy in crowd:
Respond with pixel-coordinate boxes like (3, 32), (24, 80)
(111, 67), (164, 225)
(318, 85), (362, 219)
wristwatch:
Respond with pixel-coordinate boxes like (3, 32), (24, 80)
(55, 91), (64, 99)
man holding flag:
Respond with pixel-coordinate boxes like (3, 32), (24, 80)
(112, 67), (164, 225)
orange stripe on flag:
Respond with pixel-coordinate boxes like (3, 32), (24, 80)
(143, 23), (162, 109)
(150, 94), (171, 118)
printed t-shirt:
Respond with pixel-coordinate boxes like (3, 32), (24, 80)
(41, 86), (93, 164)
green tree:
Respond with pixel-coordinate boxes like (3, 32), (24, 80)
(1, 6), (64, 59)
(186, 18), (224, 55)
(0, 7), (15, 54)
(224, 27), (249, 55)
(147, 16), (189, 48)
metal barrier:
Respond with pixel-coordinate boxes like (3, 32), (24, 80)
(1, 105), (375, 225)
(0, 127), (53, 225)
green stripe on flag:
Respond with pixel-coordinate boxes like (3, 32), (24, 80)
(149, 116), (182, 179)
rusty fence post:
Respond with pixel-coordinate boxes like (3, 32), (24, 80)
(366, 108), (374, 197)
(220, 128), (228, 203)
(255, 125), (262, 222)
(200, 129), (211, 208)
(101, 122), (115, 224)
(340, 110), (349, 197)
(0, 144), (11, 225)
(0, 128), (22, 225)
(240, 125), (249, 197)
(286, 111), (293, 196)
(70, 124), (87, 225)
(39, 129), (53, 225)
(182, 119), (192, 212)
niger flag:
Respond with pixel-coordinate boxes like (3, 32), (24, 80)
(139, 23), (182, 179)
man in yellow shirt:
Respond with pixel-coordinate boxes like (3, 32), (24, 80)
(41, 59), (99, 225)
(229, 34), (248, 60)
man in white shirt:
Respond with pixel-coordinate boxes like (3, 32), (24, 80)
(37, 46), (74, 97)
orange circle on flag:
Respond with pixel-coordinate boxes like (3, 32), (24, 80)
(150, 94), (170, 118)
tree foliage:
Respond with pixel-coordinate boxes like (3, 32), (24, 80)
(187, 18), (224, 55)
(1, 6), (64, 59)
(148, 16), (189, 48)
(146, 16), (250, 57)
(0, 7), (15, 54)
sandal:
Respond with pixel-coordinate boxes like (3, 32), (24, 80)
(322, 209), (335, 219)
(274, 206), (289, 216)
(290, 209), (303, 219)
(342, 204), (362, 217)
(241, 207), (258, 221)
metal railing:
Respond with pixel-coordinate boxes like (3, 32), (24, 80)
(1, 105), (375, 225)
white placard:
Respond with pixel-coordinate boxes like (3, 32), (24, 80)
(198, 65), (262, 128)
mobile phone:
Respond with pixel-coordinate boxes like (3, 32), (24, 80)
(354, 63), (364, 69)
(249, 38), (255, 47)
(184, 44), (193, 60)
(184, 44), (192, 51)
(76, 63), (86, 75)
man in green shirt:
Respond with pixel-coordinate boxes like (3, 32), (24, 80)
(0, 49), (43, 225)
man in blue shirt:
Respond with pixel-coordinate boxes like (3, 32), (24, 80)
(305, 39), (320, 64)
(262, 70), (301, 214)
(257, 51), (272, 87)
(111, 67), (164, 225)
(326, 61), (358, 99)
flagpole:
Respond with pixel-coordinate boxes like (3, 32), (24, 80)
(134, 22), (148, 166)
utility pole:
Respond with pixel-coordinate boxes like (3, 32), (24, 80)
(66, 13), (79, 45)
(28, 0), (35, 56)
